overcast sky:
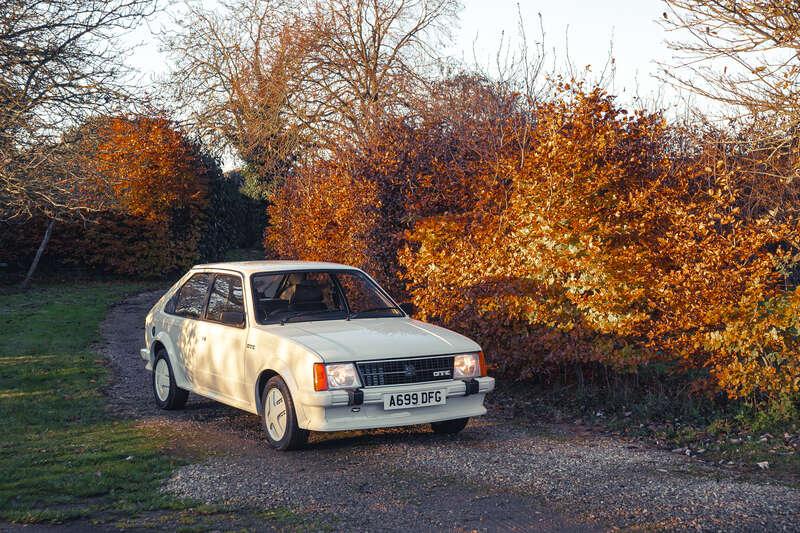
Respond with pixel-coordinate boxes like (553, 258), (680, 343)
(126, 0), (692, 110)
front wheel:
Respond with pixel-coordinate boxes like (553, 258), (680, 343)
(152, 351), (189, 410)
(262, 376), (308, 451)
(431, 417), (469, 434)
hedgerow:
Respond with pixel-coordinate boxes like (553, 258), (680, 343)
(1, 116), (262, 278)
(267, 83), (800, 400)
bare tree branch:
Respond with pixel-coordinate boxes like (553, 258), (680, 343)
(0, 0), (157, 222)
(163, 0), (458, 197)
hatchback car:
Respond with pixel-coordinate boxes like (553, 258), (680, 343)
(141, 261), (494, 450)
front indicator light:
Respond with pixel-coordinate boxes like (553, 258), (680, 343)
(313, 363), (328, 391)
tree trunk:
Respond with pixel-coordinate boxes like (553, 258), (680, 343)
(21, 219), (55, 289)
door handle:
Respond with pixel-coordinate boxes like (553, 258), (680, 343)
(201, 336), (206, 341)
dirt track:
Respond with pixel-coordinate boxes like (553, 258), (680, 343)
(97, 290), (800, 532)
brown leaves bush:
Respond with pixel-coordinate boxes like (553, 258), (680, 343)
(266, 160), (382, 276)
(63, 116), (212, 277)
(267, 83), (800, 399)
(1, 116), (214, 278)
(95, 116), (209, 222)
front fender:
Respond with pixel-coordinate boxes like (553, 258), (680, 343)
(252, 359), (299, 415)
(246, 329), (323, 425)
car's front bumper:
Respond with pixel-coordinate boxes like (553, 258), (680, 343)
(295, 376), (495, 432)
(140, 348), (153, 370)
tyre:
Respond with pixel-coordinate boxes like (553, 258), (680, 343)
(152, 350), (189, 410)
(262, 376), (308, 451)
(431, 417), (469, 434)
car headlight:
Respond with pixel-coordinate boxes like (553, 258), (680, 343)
(453, 352), (486, 379)
(313, 363), (362, 390)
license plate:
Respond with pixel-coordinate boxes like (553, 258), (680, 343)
(383, 390), (446, 410)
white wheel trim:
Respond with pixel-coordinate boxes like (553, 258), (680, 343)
(154, 358), (171, 402)
(265, 387), (288, 441)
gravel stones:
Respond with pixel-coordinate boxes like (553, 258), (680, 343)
(99, 290), (800, 532)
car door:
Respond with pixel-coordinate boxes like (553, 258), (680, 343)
(163, 272), (212, 387)
(194, 272), (248, 403)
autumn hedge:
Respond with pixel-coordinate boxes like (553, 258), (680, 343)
(1, 116), (262, 277)
(266, 85), (800, 400)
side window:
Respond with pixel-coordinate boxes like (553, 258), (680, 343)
(206, 274), (245, 326)
(173, 273), (211, 319)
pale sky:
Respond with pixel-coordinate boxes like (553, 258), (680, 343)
(125, 0), (689, 110)
(451, 0), (674, 100)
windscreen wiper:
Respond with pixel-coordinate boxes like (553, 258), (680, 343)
(346, 306), (400, 320)
(280, 309), (341, 325)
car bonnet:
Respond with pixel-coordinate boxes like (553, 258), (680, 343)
(255, 317), (480, 362)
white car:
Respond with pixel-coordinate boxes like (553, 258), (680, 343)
(140, 261), (494, 450)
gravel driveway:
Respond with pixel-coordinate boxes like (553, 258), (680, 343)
(98, 290), (800, 531)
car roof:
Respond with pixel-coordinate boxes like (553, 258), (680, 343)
(192, 260), (359, 275)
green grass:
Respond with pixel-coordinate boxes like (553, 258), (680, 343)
(0, 282), (186, 523)
(651, 396), (800, 485)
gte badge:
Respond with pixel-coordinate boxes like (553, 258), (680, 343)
(433, 370), (451, 377)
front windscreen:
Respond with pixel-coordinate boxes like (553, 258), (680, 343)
(251, 269), (402, 325)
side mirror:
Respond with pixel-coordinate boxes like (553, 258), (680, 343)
(399, 302), (416, 316)
(221, 310), (245, 326)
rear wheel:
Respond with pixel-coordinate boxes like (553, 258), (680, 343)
(431, 417), (469, 434)
(153, 351), (189, 410)
(262, 376), (308, 451)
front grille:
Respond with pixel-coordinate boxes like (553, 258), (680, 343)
(357, 356), (455, 387)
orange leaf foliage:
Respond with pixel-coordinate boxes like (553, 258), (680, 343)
(266, 84), (800, 399)
(96, 116), (208, 221)
(266, 161), (381, 275)
(6, 116), (215, 277)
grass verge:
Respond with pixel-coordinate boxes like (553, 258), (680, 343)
(0, 282), (186, 523)
(0, 282), (316, 531)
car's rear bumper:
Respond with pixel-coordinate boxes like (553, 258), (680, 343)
(295, 376), (494, 432)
